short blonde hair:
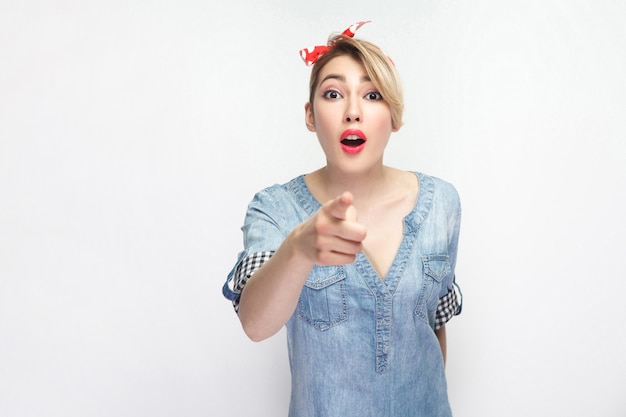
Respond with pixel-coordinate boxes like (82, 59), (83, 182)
(308, 35), (404, 130)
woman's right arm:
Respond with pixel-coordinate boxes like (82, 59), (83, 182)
(237, 192), (366, 342)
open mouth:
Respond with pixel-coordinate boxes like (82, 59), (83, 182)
(340, 130), (367, 154)
(340, 136), (366, 147)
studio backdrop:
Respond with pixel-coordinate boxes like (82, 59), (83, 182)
(1, 1), (625, 416)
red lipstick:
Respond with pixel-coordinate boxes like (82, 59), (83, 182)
(340, 129), (367, 154)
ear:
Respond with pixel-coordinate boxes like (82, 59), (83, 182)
(304, 102), (316, 132)
(391, 118), (401, 133)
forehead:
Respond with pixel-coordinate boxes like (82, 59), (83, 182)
(317, 55), (368, 81)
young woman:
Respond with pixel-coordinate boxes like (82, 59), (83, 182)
(223, 21), (462, 417)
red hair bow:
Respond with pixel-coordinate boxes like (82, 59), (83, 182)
(299, 20), (371, 66)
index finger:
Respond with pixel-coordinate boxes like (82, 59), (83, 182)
(324, 191), (353, 221)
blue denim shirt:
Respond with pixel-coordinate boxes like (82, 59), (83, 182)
(223, 172), (462, 417)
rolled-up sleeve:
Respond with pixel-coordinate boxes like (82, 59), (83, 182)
(434, 184), (462, 329)
(222, 188), (287, 312)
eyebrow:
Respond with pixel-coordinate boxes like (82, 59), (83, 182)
(320, 74), (372, 84)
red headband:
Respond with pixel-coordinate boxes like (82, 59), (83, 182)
(299, 20), (371, 67)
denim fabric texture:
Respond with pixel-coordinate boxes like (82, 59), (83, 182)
(223, 172), (461, 417)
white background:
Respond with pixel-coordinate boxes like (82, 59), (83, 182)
(1, 1), (625, 416)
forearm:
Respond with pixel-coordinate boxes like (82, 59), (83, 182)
(435, 325), (447, 367)
(237, 231), (315, 342)
(237, 192), (366, 342)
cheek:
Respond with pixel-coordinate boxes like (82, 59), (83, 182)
(369, 108), (393, 130)
(312, 105), (337, 129)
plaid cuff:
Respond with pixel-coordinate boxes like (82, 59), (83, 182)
(232, 251), (275, 312)
(434, 283), (462, 330)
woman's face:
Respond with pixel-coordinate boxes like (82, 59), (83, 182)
(305, 55), (396, 174)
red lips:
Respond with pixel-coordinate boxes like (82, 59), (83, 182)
(340, 129), (367, 154)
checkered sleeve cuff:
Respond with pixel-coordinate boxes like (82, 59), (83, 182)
(434, 282), (462, 330)
(231, 251), (275, 312)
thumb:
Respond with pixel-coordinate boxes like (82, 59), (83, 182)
(344, 204), (358, 223)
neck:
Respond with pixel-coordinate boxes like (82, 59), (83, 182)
(310, 164), (393, 207)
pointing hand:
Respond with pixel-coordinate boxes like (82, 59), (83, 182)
(294, 192), (367, 265)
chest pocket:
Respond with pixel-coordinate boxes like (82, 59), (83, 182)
(298, 265), (348, 331)
(414, 254), (451, 323)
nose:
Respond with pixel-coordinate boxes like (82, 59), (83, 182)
(344, 98), (361, 123)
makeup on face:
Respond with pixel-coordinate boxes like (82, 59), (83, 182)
(311, 55), (393, 162)
(340, 129), (367, 154)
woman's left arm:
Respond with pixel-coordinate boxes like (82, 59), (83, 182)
(435, 325), (447, 367)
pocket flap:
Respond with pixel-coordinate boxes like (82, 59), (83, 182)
(304, 265), (346, 290)
(421, 254), (451, 283)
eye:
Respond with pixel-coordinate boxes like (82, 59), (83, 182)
(365, 91), (383, 100)
(323, 89), (342, 99)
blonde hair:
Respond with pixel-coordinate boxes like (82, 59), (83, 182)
(308, 35), (404, 130)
